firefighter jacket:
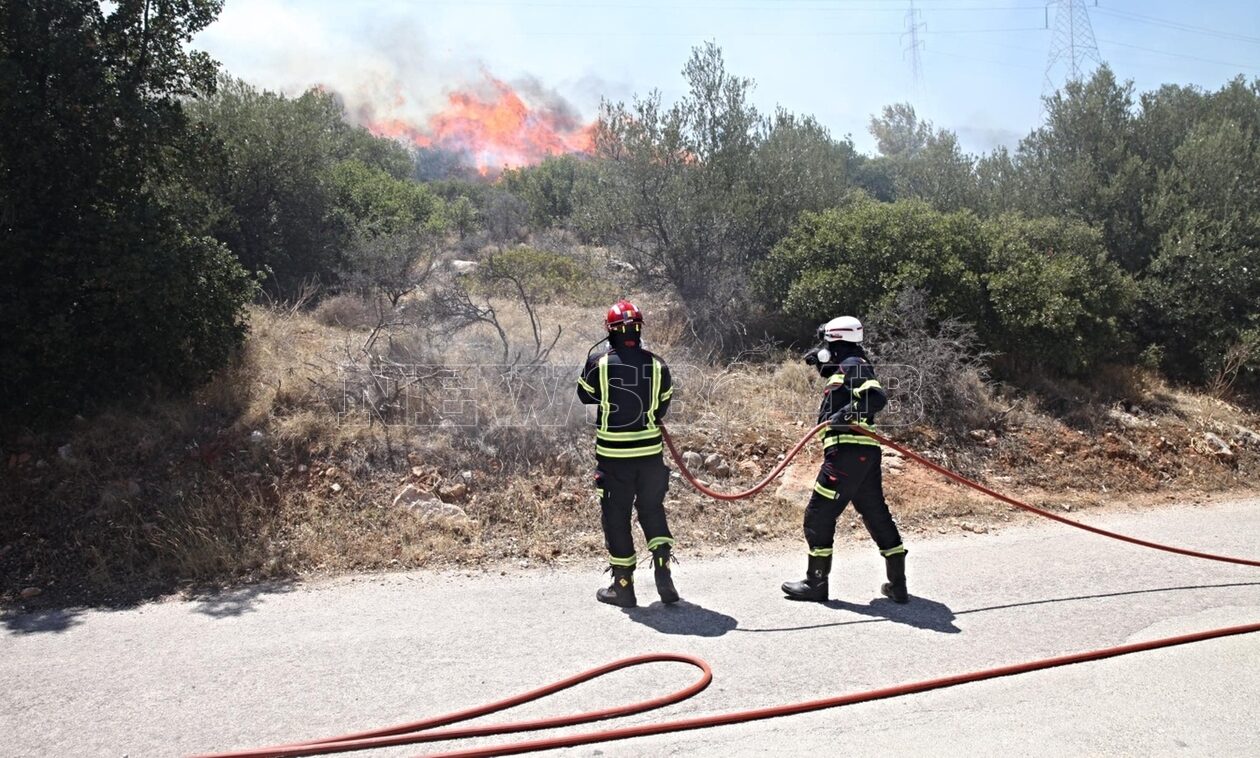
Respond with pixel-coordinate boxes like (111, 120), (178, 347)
(817, 355), (887, 449)
(577, 346), (673, 459)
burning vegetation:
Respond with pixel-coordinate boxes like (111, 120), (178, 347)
(364, 73), (595, 177)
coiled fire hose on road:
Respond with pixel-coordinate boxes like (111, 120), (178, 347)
(198, 423), (1260, 758)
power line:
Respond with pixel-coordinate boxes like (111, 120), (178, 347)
(522, 26), (1046, 37)
(932, 45), (1042, 71)
(1097, 38), (1260, 73)
(424, 0), (1047, 10)
(1093, 6), (1260, 46)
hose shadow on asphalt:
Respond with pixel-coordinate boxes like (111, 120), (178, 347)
(622, 600), (739, 637)
(735, 581), (1260, 635)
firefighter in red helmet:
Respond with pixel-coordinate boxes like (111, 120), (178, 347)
(577, 300), (678, 608)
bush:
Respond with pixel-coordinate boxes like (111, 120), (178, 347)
(472, 247), (615, 306)
(755, 194), (988, 328)
(757, 198), (1137, 377)
(866, 289), (997, 435)
(501, 154), (595, 230)
(339, 227), (440, 306)
(314, 294), (386, 330)
(981, 215), (1137, 374)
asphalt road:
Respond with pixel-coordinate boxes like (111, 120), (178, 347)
(3, 499), (1259, 757)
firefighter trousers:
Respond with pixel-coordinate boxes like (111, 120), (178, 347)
(595, 454), (674, 568)
(804, 444), (904, 555)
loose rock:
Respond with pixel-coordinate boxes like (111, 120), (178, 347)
(393, 484), (439, 509)
(773, 463), (815, 503)
(1233, 425), (1260, 448)
(393, 484), (468, 523)
(1201, 432), (1235, 463)
(439, 481), (469, 503)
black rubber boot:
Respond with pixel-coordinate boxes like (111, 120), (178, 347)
(782, 554), (831, 602)
(881, 550), (909, 604)
(596, 566), (637, 608)
(652, 545), (680, 605)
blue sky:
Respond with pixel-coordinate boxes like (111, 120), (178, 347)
(194, 0), (1260, 155)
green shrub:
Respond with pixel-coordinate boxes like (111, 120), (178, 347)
(981, 215), (1137, 374)
(755, 194), (987, 327)
(474, 248), (614, 306)
(756, 198), (1136, 376)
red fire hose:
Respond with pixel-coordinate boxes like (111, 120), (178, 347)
(663, 422), (1260, 567)
(199, 423), (1259, 758)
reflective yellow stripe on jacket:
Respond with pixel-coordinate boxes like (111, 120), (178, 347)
(594, 356), (665, 458)
(821, 374), (880, 448)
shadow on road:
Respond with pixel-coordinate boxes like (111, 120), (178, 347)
(1, 607), (85, 635)
(1, 578), (302, 635)
(191, 580), (298, 619)
(735, 581), (1260, 634)
(827, 595), (960, 633)
(623, 600), (739, 637)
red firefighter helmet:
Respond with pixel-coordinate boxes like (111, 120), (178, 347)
(605, 299), (644, 331)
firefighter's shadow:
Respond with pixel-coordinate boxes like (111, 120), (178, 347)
(623, 601), (739, 637)
(825, 595), (961, 634)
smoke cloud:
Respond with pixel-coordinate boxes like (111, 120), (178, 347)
(195, 1), (601, 175)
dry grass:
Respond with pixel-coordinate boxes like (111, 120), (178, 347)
(4, 297), (1260, 608)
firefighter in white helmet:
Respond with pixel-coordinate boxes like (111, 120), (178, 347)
(781, 316), (909, 603)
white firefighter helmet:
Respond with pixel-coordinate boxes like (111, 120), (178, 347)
(822, 315), (863, 343)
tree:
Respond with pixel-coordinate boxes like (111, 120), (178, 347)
(188, 77), (426, 295)
(1142, 117), (1260, 384)
(328, 159), (444, 236)
(1007, 66), (1152, 272)
(869, 103), (932, 158)
(865, 104), (977, 211)
(341, 228), (439, 307)
(753, 110), (860, 239)
(895, 130), (977, 212)
(443, 195), (480, 240)
(501, 154), (595, 230)
(973, 146), (1018, 216)
(0, 0), (255, 421)
(587, 42), (856, 345)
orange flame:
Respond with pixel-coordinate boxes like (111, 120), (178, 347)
(367, 75), (594, 176)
